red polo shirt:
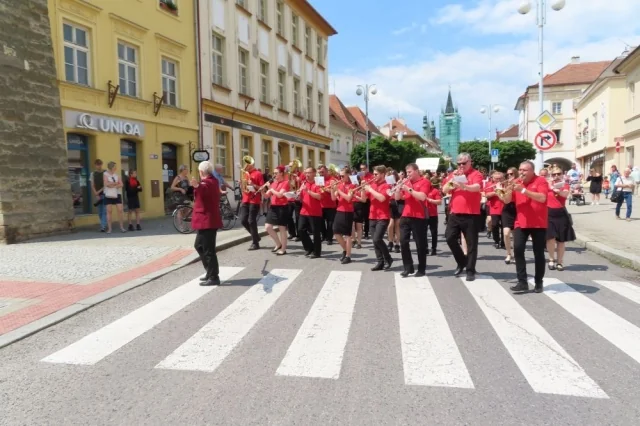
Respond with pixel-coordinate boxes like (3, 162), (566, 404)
(401, 177), (431, 219)
(368, 181), (391, 220)
(269, 179), (290, 206)
(336, 182), (355, 213)
(300, 181), (322, 217)
(320, 175), (337, 209)
(425, 188), (441, 218)
(241, 169), (264, 204)
(547, 182), (570, 209)
(484, 182), (505, 215)
(449, 169), (484, 215)
(514, 175), (549, 229)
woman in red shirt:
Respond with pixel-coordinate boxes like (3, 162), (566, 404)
(264, 166), (290, 255)
(331, 167), (356, 264)
(425, 177), (443, 256)
(546, 165), (575, 271)
(484, 171), (506, 250)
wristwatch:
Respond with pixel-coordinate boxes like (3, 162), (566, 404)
(521, 188), (526, 194)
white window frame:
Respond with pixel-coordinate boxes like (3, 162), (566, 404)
(552, 101), (562, 115)
(262, 139), (271, 171)
(291, 14), (299, 47)
(161, 58), (178, 107)
(241, 135), (252, 158)
(238, 48), (249, 95)
(236, 0), (246, 8)
(293, 78), (300, 115)
(316, 35), (322, 64)
(258, 0), (267, 23)
(216, 130), (229, 175)
(277, 69), (286, 110)
(306, 85), (313, 120)
(63, 22), (90, 85)
(318, 93), (324, 126)
(212, 33), (224, 86)
(118, 41), (139, 97)
(260, 60), (269, 103)
(304, 25), (311, 56)
(276, 1), (284, 36)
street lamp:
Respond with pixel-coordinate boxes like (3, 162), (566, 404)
(356, 84), (377, 168)
(480, 105), (501, 171)
(518, 0), (566, 171)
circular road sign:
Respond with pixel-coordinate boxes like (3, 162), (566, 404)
(534, 130), (557, 151)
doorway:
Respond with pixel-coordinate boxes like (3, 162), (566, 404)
(67, 133), (90, 216)
(162, 143), (178, 213)
(120, 139), (138, 210)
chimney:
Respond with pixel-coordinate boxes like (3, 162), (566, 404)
(571, 56), (580, 64)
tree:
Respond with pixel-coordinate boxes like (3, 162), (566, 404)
(458, 140), (536, 171)
(349, 136), (446, 172)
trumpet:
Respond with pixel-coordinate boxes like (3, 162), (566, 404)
(349, 178), (374, 194)
(386, 178), (407, 196)
(320, 180), (340, 192)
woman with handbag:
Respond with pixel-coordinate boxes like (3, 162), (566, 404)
(613, 168), (635, 221)
(546, 165), (575, 271)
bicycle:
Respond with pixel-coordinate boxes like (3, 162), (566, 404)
(220, 182), (266, 231)
(173, 202), (194, 234)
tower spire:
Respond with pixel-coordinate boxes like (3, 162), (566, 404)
(445, 87), (455, 114)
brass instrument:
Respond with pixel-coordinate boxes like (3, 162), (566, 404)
(327, 163), (339, 177)
(387, 178), (407, 196)
(288, 171), (298, 192)
(239, 155), (254, 192)
(350, 177), (375, 194)
(320, 179), (340, 192)
(290, 158), (302, 174)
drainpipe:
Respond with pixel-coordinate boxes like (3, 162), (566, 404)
(194, 0), (203, 150)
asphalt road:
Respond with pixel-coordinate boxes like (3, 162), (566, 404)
(2, 222), (640, 425)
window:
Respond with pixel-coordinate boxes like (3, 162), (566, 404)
(118, 42), (138, 97)
(306, 85), (313, 120)
(67, 133), (90, 215)
(238, 48), (249, 95)
(241, 135), (252, 158)
(318, 93), (324, 126)
(236, 0), (246, 8)
(295, 146), (303, 162)
(63, 23), (90, 85)
(278, 69), (286, 109)
(276, 1), (284, 36)
(262, 139), (271, 171)
(304, 25), (311, 56)
(161, 58), (178, 107)
(215, 131), (229, 174)
(552, 101), (562, 114)
(212, 34), (224, 86)
(552, 129), (561, 144)
(291, 14), (299, 47)
(260, 60), (269, 103)
(630, 82), (636, 114)
(307, 148), (314, 166)
(120, 140), (138, 210)
(346, 141), (351, 154)
(319, 151), (325, 166)
(591, 113), (598, 140)
(293, 78), (300, 115)
(316, 36), (322, 64)
(258, 0), (267, 23)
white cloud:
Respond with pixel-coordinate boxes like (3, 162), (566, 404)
(332, 0), (640, 140)
(391, 22), (424, 36)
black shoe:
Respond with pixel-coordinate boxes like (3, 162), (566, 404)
(128, 224), (134, 231)
(200, 277), (220, 286)
(466, 272), (476, 282)
(305, 251), (313, 257)
(341, 256), (351, 264)
(534, 282), (543, 293)
(271, 246), (281, 253)
(371, 262), (384, 271)
(199, 276), (208, 282)
(248, 244), (259, 251)
(453, 265), (465, 276)
(387, 241), (394, 251)
(394, 245), (400, 253)
(510, 281), (529, 292)
(288, 235), (296, 240)
(136, 224), (142, 231)
(430, 249), (437, 256)
(384, 258), (393, 270)
(400, 266), (415, 277)
(326, 240), (333, 245)
(340, 251), (346, 260)
(414, 270), (426, 278)
(309, 254), (321, 259)
(494, 243), (500, 249)
(294, 237), (301, 242)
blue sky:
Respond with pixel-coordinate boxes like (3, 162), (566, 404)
(312, 0), (640, 142)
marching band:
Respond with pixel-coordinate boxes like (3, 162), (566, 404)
(231, 153), (577, 294)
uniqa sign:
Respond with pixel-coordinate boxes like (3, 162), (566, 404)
(76, 113), (142, 137)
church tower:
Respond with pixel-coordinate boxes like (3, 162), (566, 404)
(438, 89), (462, 159)
(422, 114), (436, 142)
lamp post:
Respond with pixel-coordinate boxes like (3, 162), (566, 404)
(480, 105), (501, 171)
(356, 84), (377, 168)
(518, 0), (566, 171)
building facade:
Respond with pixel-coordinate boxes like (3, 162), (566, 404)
(379, 118), (441, 154)
(515, 58), (611, 170)
(614, 47), (640, 169)
(48, 0), (200, 226)
(0, 0), (74, 243)
(328, 95), (364, 167)
(496, 124), (519, 142)
(199, 0), (336, 182)
(575, 58), (627, 174)
(439, 89), (461, 159)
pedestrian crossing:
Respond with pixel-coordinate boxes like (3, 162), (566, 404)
(41, 266), (640, 400)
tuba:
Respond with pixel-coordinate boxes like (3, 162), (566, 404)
(290, 158), (302, 173)
(328, 163), (338, 177)
(239, 155), (254, 192)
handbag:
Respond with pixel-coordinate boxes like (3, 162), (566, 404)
(610, 189), (621, 203)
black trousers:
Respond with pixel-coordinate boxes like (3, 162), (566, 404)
(444, 199), (450, 224)
(427, 216), (438, 250)
(514, 228), (546, 285)
(400, 217), (428, 272)
(298, 215), (322, 256)
(287, 203), (297, 237)
(363, 201), (371, 235)
(240, 203), (260, 244)
(480, 204), (488, 232)
(322, 207), (336, 242)
(491, 214), (504, 246)
(445, 213), (479, 273)
(194, 228), (219, 279)
(370, 219), (391, 263)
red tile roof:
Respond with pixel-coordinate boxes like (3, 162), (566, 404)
(329, 95), (361, 131)
(346, 106), (382, 135)
(497, 124), (519, 139)
(528, 60), (612, 88)
(385, 118), (419, 137)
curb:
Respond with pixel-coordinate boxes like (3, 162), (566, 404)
(0, 230), (267, 350)
(573, 232), (640, 272)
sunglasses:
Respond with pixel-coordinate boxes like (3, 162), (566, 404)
(506, 173), (514, 176)
(552, 173), (562, 177)
(458, 162), (468, 166)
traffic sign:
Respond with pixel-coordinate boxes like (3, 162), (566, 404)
(536, 110), (556, 129)
(534, 130), (557, 151)
(615, 137), (624, 153)
(491, 149), (499, 163)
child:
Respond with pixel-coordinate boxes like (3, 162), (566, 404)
(125, 169), (142, 230)
(603, 176), (610, 199)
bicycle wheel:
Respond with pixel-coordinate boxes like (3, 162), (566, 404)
(173, 205), (194, 234)
(220, 203), (236, 230)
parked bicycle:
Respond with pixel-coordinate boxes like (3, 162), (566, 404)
(172, 201), (194, 234)
(220, 181), (266, 231)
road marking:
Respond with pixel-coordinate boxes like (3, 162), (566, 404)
(156, 268), (302, 373)
(397, 274), (474, 388)
(42, 267), (244, 365)
(539, 278), (640, 366)
(276, 270), (361, 379)
(466, 276), (607, 398)
(595, 280), (640, 306)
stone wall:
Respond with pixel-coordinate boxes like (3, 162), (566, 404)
(0, 0), (74, 244)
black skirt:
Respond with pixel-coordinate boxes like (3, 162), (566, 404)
(333, 211), (354, 236)
(501, 202), (516, 229)
(353, 203), (366, 223)
(546, 207), (576, 242)
(266, 205), (289, 226)
(390, 200), (404, 219)
(127, 195), (140, 210)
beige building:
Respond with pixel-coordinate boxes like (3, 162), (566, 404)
(328, 94), (365, 167)
(496, 124), (519, 142)
(613, 47), (640, 169)
(575, 58), (628, 174)
(379, 118), (441, 154)
(198, 0), (337, 181)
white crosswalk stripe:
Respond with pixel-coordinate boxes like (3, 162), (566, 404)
(41, 267), (244, 365)
(595, 280), (640, 305)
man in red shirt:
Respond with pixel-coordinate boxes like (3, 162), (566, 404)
(359, 164), (374, 239)
(502, 160), (549, 293)
(425, 179), (443, 256)
(443, 152), (484, 282)
(298, 167), (323, 258)
(318, 165), (337, 245)
(364, 165), (393, 271)
(484, 171), (506, 249)
(240, 162), (264, 250)
(395, 163), (431, 277)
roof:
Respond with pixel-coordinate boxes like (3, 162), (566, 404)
(346, 106), (382, 135)
(614, 46), (640, 74)
(291, 0), (338, 37)
(528, 60), (612, 88)
(444, 89), (455, 114)
(497, 124), (519, 139)
(385, 118), (419, 137)
(329, 95), (362, 131)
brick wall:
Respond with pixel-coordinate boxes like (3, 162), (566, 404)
(0, 0), (74, 244)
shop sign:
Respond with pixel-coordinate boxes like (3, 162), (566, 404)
(192, 150), (210, 162)
(65, 110), (145, 137)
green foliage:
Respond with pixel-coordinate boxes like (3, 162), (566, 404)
(458, 140), (536, 171)
(349, 136), (447, 172)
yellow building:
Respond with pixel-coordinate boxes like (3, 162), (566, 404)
(48, 0), (199, 226)
(614, 47), (640, 168)
(198, 0), (337, 182)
